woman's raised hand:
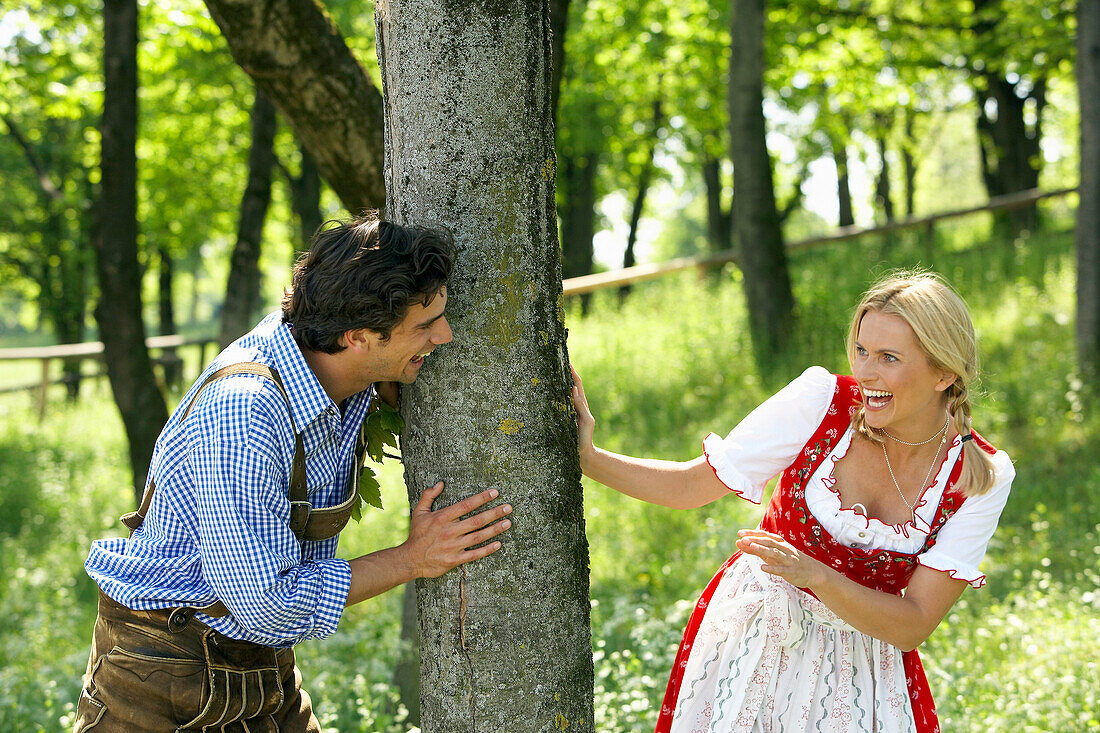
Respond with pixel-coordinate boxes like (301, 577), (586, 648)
(570, 365), (596, 462)
(736, 528), (827, 589)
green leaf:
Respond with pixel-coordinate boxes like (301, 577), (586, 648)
(358, 468), (384, 511)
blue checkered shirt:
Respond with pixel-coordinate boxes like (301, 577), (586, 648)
(85, 312), (372, 648)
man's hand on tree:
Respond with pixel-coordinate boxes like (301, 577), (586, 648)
(402, 482), (512, 578)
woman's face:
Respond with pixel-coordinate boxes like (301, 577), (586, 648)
(850, 309), (955, 438)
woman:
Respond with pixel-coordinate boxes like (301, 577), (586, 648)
(572, 272), (1014, 733)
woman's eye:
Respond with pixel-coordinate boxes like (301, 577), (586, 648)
(884, 354), (897, 362)
(855, 346), (866, 356)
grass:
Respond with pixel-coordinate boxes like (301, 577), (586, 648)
(0, 225), (1098, 731)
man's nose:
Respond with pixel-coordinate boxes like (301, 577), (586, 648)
(432, 316), (453, 344)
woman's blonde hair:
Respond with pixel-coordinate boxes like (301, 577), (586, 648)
(846, 271), (996, 496)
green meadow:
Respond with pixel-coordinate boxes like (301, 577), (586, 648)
(1, 226), (1097, 731)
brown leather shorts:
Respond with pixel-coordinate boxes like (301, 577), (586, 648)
(73, 591), (321, 733)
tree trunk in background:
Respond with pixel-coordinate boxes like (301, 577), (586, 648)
(559, 153), (597, 279)
(703, 153), (732, 253)
(729, 0), (794, 356)
(902, 110), (917, 218)
(158, 244), (183, 389)
(1078, 0), (1100, 376)
(621, 97), (662, 298)
(549, 0), (574, 123)
(972, 0), (1044, 235)
(875, 135), (894, 223)
(377, 1), (593, 730)
(284, 141), (324, 260)
(392, 581), (421, 727)
(220, 89), (277, 349)
(834, 138), (854, 227)
(202, 0), (385, 212)
(95, 0), (169, 503)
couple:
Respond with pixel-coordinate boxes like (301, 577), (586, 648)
(74, 213), (1012, 732)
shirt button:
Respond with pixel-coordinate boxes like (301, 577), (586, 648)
(857, 530), (868, 539)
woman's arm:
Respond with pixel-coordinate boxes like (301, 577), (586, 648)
(736, 529), (967, 651)
(572, 366), (728, 510)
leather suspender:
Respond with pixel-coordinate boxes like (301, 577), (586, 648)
(119, 362), (363, 624)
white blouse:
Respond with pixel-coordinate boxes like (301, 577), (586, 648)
(702, 366), (1015, 588)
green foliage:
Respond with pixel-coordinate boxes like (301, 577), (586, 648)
(350, 401), (405, 521)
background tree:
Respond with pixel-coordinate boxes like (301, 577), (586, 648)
(1079, 0), (1100, 376)
(377, 0), (593, 729)
(95, 0), (169, 501)
(730, 0), (794, 355)
(201, 0), (385, 213)
(220, 87), (277, 349)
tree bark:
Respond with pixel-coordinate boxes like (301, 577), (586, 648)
(95, 0), (169, 503)
(729, 0), (794, 356)
(377, 1), (593, 730)
(221, 88), (277, 349)
(202, 0), (385, 212)
(1078, 0), (1100, 375)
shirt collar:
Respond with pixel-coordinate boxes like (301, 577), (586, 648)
(269, 317), (338, 434)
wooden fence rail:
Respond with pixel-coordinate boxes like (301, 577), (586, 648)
(561, 186), (1077, 296)
(0, 335), (217, 416)
(0, 185), (1077, 412)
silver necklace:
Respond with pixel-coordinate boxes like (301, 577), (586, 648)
(881, 429), (948, 516)
(881, 416), (950, 446)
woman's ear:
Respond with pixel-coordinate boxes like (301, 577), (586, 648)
(935, 371), (958, 393)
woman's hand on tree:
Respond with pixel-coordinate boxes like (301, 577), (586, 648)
(569, 364), (596, 467)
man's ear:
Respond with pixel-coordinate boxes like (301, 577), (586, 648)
(343, 328), (375, 352)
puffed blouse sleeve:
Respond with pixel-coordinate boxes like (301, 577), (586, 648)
(917, 449), (1015, 588)
(701, 365), (837, 505)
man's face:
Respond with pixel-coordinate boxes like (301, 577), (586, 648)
(358, 287), (453, 385)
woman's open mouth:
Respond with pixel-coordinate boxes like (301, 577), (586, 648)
(863, 388), (893, 409)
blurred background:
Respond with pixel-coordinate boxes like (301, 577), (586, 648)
(1, 0), (1097, 730)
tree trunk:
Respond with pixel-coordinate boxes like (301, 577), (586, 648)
(285, 142), (323, 259)
(95, 0), (169, 503)
(902, 109), (917, 218)
(875, 135), (894, 223)
(703, 153), (732, 253)
(1078, 0), (1100, 375)
(549, 0), (574, 124)
(620, 97), (662, 298)
(559, 153), (597, 280)
(158, 244), (183, 389)
(377, 2), (593, 731)
(834, 138), (854, 227)
(729, 0), (794, 356)
(392, 581), (421, 727)
(202, 0), (385, 212)
(220, 88), (277, 349)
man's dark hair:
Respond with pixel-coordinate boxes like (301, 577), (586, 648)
(281, 212), (456, 353)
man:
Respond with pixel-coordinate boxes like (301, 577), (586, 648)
(74, 214), (511, 732)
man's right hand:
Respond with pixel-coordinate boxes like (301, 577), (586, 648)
(401, 481), (512, 578)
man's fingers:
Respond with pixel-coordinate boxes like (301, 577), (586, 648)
(414, 481), (446, 512)
(455, 502), (513, 533)
(460, 540), (503, 564)
(442, 487), (500, 519)
(462, 518), (512, 547)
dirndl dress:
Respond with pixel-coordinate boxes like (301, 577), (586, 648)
(654, 368), (1014, 733)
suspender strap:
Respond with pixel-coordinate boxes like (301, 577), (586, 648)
(121, 363), (311, 538)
